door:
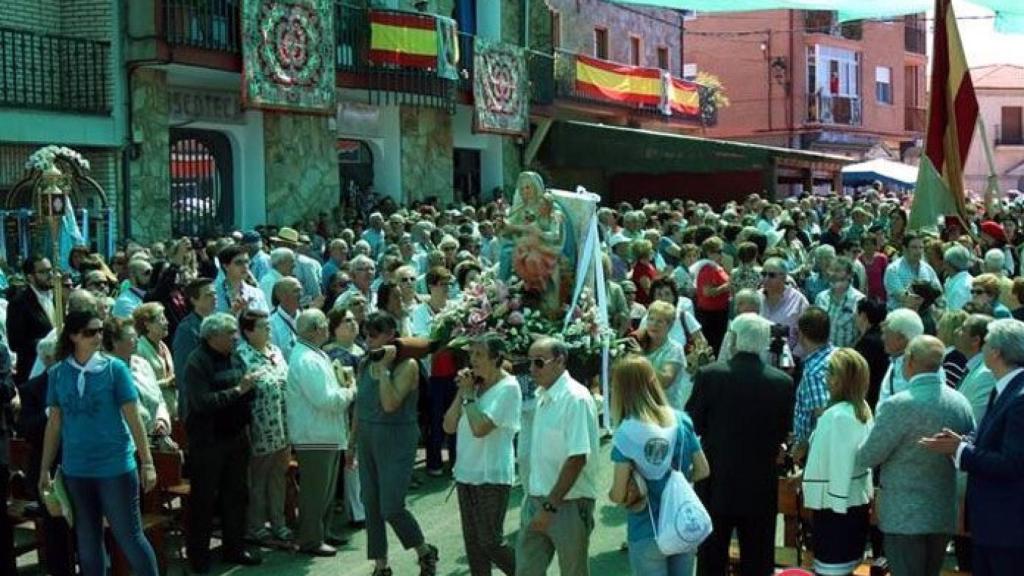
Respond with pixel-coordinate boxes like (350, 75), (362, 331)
(453, 148), (481, 204)
(169, 129), (233, 237)
(1002, 106), (1023, 145)
(338, 139), (374, 216)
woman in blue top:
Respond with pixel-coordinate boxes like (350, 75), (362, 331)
(38, 310), (159, 576)
(609, 355), (710, 576)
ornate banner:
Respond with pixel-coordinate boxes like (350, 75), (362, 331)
(242, 0), (335, 114)
(472, 39), (528, 136)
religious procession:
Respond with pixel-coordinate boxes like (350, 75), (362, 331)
(2, 0), (1024, 575)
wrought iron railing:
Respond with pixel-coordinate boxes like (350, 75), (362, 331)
(163, 0), (240, 52)
(0, 27), (111, 114)
(905, 105), (926, 132)
(905, 27), (927, 54)
(527, 51), (554, 105)
(995, 123), (1024, 146)
(807, 93), (861, 125)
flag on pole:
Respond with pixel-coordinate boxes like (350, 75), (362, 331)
(908, 0), (979, 231)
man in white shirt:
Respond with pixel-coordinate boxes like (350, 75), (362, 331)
(943, 244), (974, 312)
(879, 308), (925, 404)
(259, 247), (295, 306)
(112, 258), (152, 319)
(517, 337), (599, 576)
(269, 277), (301, 360)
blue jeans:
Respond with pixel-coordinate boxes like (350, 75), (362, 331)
(64, 471), (158, 576)
(628, 537), (695, 576)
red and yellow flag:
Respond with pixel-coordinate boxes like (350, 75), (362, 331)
(669, 77), (700, 117)
(575, 54), (662, 107)
(909, 0), (978, 230)
(369, 10), (438, 69)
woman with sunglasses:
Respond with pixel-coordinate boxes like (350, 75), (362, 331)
(324, 306), (367, 528)
(38, 309), (160, 576)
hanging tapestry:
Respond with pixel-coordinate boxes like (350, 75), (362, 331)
(473, 39), (528, 136)
(435, 16), (460, 80)
(242, 0), (335, 113)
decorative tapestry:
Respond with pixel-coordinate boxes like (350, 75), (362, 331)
(473, 39), (528, 136)
(242, 0), (336, 113)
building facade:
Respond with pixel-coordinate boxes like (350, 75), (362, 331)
(685, 10), (928, 167)
(963, 64), (1024, 193)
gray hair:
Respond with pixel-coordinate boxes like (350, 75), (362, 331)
(296, 309), (327, 338)
(944, 244), (971, 272)
(813, 244), (836, 263)
(884, 308), (925, 342)
(200, 313), (238, 340)
(734, 288), (764, 312)
(270, 247), (295, 268)
(984, 318), (1024, 366)
(532, 336), (568, 360)
(763, 257), (788, 274)
(348, 254), (375, 274)
(983, 248), (1005, 273)
(731, 313), (772, 354)
(906, 335), (946, 372)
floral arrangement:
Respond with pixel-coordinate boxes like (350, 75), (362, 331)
(431, 270), (616, 359)
(25, 145), (91, 173)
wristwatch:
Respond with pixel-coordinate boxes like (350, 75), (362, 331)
(542, 501), (558, 514)
(462, 395), (476, 406)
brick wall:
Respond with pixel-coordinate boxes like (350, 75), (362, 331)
(61, 0), (113, 42)
(0, 0), (62, 36)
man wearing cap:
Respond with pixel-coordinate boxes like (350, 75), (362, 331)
(272, 227), (323, 308)
(242, 230), (271, 281)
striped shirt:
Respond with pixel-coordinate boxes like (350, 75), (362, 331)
(815, 287), (865, 348)
(794, 344), (836, 444)
(883, 257), (940, 311)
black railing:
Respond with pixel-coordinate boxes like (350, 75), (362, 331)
(457, 31), (474, 93)
(528, 51), (554, 105)
(995, 123), (1024, 146)
(807, 93), (861, 125)
(164, 0), (240, 52)
(905, 27), (926, 54)
(0, 27), (111, 114)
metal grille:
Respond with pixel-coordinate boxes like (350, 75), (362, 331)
(169, 131), (232, 238)
(164, 0), (240, 52)
(0, 27), (111, 114)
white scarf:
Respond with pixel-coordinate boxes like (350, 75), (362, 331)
(67, 352), (109, 397)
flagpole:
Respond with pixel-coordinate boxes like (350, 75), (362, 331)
(976, 117), (1002, 215)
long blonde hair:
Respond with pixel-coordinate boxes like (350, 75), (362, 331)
(611, 355), (673, 427)
(828, 348), (872, 423)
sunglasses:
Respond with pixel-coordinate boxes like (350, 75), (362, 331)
(80, 327), (103, 337)
(529, 356), (555, 369)
(398, 277), (416, 284)
(762, 271), (783, 279)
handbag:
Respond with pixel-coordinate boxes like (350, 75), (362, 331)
(648, 421), (712, 555)
(681, 311), (714, 376)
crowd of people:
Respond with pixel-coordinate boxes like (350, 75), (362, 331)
(0, 186), (1022, 576)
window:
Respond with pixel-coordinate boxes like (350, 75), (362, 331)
(683, 63), (698, 80)
(551, 11), (561, 49)
(630, 36), (642, 66)
(657, 47), (669, 71)
(875, 66), (892, 104)
(1001, 106), (1023, 145)
(594, 28), (608, 60)
(812, 45), (859, 97)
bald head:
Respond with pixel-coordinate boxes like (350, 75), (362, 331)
(904, 335), (946, 378)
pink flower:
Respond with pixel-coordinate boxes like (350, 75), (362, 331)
(468, 310), (489, 327)
(507, 311), (525, 326)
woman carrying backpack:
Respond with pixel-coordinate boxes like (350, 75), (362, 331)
(608, 355), (710, 576)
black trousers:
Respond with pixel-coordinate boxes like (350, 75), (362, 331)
(697, 510), (776, 576)
(186, 431), (250, 565)
(0, 465), (14, 575)
(973, 544), (1024, 576)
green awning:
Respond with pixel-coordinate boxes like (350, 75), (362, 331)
(540, 120), (852, 174)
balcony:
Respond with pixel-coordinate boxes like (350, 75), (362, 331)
(905, 27), (927, 55)
(0, 27), (111, 115)
(807, 93), (861, 126)
(905, 105), (926, 132)
(995, 124), (1024, 146)
(164, 0), (240, 52)
(804, 11), (863, 41)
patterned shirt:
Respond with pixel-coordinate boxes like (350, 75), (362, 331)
(815, 287), (865, 348)
(235, 341), (289, 456)
(794, 344), (836, 444)
(883, 257), (940, 311)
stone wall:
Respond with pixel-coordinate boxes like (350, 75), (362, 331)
(400, 106), (453, 204)
(264, 113), (339, 227)
(128, 68), (171, 244)
(502, 140), (521, 194)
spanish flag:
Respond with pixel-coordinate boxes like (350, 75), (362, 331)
(575, 54), (662, 107)
(669, 77), (700, 117)
(369, 10), (438, 69)
(909, 0), (978, 231)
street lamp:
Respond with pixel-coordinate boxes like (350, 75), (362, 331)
(37, 164), (67, 332)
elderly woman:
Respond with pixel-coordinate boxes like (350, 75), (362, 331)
(693, 236), (731, 354)
(216, 244), (269, 315)
(631, 239), (658, 306)
(132, 302), (176, 417)
(39, 310), (159, 576)
(323, 306), (366, 527)
(621, 280), (646, 332)
(102, 317), (173, 445)
(235, 309), (291, 543)
(442, 334), (522, 576)
(943, 244), (974, 312)
(642, 301), (690, 410)
(972, 274), (1012, 319)
(183, 313), (261, 571)
(761, 257), (810, 359)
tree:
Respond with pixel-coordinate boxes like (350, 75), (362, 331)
(697, 72), (730, 127)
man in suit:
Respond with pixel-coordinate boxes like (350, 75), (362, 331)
(686, 313), (794, 576)
(8, 255), (55, 385)
(921, 318), (1024, 576)
(857, 335), (975, 576)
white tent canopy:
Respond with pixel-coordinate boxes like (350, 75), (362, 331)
(613, 0), (1024, 34)
(841, 158), (919, 189)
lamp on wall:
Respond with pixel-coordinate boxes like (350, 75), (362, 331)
(770, 56), (788, 85)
